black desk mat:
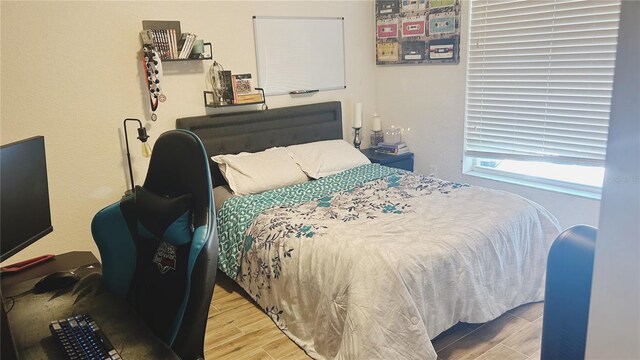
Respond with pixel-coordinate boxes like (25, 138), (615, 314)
(4, 274), (179, 359)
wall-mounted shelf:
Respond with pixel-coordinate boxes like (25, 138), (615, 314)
(206, 102), (265, 108)
(141, 20), (212, 62)
(203, 91), (265, 108)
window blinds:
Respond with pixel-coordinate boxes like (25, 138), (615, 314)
(465, 0), (621, 166)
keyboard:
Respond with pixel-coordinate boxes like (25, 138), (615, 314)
(49, 314), (122, 360)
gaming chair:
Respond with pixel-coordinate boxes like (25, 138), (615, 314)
(91, 130), (218, 360)
(540, 225), (596, 360)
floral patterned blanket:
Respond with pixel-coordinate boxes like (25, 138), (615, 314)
(217, 164), (561, 359)
(216, 164), (404, 278)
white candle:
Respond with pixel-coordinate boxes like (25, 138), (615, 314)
(373, 113), (382, 132)
(353, 102), (362, 128)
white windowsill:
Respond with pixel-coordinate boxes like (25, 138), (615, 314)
(464, 168), (602, 200)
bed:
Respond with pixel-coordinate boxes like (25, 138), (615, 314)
(176, 102), (561, 360)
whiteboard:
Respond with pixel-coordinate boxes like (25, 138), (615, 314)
(253, 16), (346, 95)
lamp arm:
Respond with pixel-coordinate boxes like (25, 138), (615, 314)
(255, 87), (268, 110)
(123, 118), (143, 193)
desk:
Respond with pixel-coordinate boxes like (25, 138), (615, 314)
(1, 251), (179, 359)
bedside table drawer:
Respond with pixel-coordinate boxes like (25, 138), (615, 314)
(360, 148), (414, 172)
(383, 157), (414, 171)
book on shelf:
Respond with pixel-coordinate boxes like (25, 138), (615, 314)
(150, 29), (159, 53)
(375, 142), (409, 155)
(169, 29), (178, 59)
(177, 33), (188, 54)
(144, 29), (172, 60)
(231, 74), (254, 103)
(161, 30), (171, 59)
(375, 147), (410, 155)
(178, 33), (197, 59)
(235, 93), (264, 104)
(184, 33), (197, 58)
(218, 70), (234, 105)
(377, 142), (407, 150)
(167, 30), (174, 58)
(179, 33), (191, 58)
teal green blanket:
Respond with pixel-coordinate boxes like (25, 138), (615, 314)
(216, 164), (402, 278)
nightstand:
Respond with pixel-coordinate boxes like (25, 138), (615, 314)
(361, 148), (414, 172)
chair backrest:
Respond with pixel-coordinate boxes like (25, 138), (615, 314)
(91, 130), (218, 360)
(541, 225), (596, 360)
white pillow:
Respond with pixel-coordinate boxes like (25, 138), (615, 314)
(212, 147), (309, 195)
(285, 140), (370, 179)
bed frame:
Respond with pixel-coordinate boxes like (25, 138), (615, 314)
(176, 101), (343, 187)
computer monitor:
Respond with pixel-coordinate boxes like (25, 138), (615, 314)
(0, 136), (53, 262)
(1, 136), (53, 359)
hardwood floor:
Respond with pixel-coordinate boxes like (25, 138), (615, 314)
(204, 274), (544, 360)
(433, 304), (543, 360)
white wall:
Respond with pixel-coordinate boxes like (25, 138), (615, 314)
(1, 0), (609, 266)
(374, 1), (601, 228)
(586, 1), (640, 358)
(0, 1), (376, 263)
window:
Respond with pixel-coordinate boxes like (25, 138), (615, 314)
(464, 0), (621, 197)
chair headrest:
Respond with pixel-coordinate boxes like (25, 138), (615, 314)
(134, 186), (192, 246)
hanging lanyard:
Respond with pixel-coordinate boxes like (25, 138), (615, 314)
(142, 46), (163, 121)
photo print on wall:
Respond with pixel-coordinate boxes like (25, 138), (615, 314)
(376, 0), (461, 65)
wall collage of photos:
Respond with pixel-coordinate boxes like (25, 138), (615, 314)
(376, 0), (461, 65)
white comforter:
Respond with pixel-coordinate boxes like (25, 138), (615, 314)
(221, 167), (560, 359)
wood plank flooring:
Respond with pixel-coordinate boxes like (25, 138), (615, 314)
(204, 274), (544, 360)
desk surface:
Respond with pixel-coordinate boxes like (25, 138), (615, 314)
(1, 251), (179, 360)
(1, 251), (98, 289)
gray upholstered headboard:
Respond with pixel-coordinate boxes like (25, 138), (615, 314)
(176, 101), (343, 187)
